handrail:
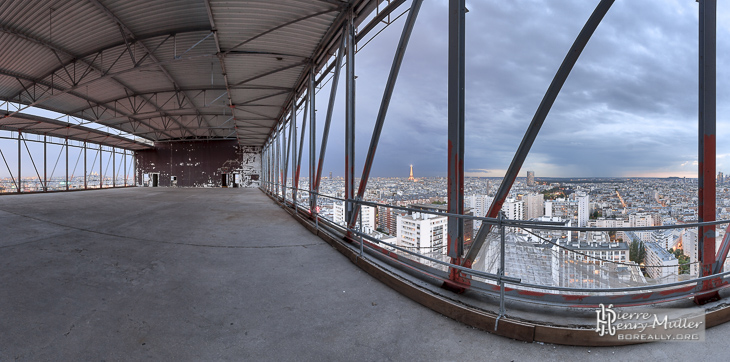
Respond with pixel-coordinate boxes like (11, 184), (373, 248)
(262, 181), (730, 231)
(260, 181), (730, 300)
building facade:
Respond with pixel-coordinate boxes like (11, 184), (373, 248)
(524, 193), (545, 220)
(333, 201), (376, 233)
(644, 241), (679, 280)
(396, 212), (448, 254)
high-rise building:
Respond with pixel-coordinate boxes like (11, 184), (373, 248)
(465, 194), (493, 231)
(577, 193), (589, 228)
(545, 201), (553, 217)
(526, 171), (535, 186)
(525, 215), (572, 242)
(396, 212), (447, 254)
(503, 198), (524, 232)
(552, 232), (628, 266)
(523, 193), (544, 220)
(329, 171), (333, 180)
(683, 228), (699, 276)
(651, 229), (677, 250)
(410, 203), (473, 243)
(629, 212), (655, 243)
(644, 241), (678, 280)
(503, 198), (523, 220)
(333, 201), (375, 232)
(719, 172), (724, 185)
(378, 206), (407, 235)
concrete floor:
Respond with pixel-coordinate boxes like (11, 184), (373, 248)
(2, 187), (730, 361)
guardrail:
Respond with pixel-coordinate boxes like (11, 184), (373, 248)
(260, 181), (730, 314)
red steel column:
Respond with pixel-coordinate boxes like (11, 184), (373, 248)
(697, 0), (720, 303)
(445, 0), (469, 291)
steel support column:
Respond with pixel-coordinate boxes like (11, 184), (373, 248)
(266, 138), (276, 194)
(112, 147), (116, 188)
(464, 0), (614, 266)
(445, 0), (468, 290)
(697, 0), (720, 302)
(308, 67), (316, 213)
(264, 144), (269, 192)
(124, 149), (127, 187)
(291, 105), (298, 206)
(17, 132), (21, 193)
(279, 124), (284, 195)
(65, 138), (69, 191)
(295, 95), (309, 207)
(281, 119), (291, 198)
(99, 144), (103, 188)
(345, 11), (356, 225)
(267, 143), (272, 193)
(275, 126), (280, 196)
(314, 26), (346, 206)
(133, 151), (137, 186)
(43, 135), (47, 192)
(84, 142), (87, 189)
(348, 0), (423, 229)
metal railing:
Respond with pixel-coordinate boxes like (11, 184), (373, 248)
(261, 181), (730, 311)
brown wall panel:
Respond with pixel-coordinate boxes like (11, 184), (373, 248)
(135, 140), (258, 187)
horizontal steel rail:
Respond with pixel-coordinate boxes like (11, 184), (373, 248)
(262, 182), (730, 306)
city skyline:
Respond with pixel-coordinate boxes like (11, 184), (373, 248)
(298, 1), (730, 179)
(4, 1), (730, 180)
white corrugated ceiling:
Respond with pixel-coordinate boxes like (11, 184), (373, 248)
(0, 0), (381, 147)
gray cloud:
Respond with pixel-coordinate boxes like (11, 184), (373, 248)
(307, 0), (730, 180)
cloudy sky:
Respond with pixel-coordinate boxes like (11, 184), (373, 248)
(3, 1), (729, 180)
(300, 0), (730, 179)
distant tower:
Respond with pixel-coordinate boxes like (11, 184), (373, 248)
(577, 193), (589, 228)
(329, 171), (333, 180)
(718, 172), (724, 185)
(408, 164), (415, 181)
(526, 171), (535, 186)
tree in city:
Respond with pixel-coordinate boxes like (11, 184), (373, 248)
(669, 248), (691, 275)
(629, 239), (645, 264)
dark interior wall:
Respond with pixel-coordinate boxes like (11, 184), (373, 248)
(135, 140), (245, 187)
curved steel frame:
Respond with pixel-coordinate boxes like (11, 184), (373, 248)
(260, 0), (724, 310)
(263, 183), (730, 308)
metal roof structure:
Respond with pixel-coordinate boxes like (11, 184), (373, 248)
(0, 0), (385, 148)
(0, 113), (151, 150)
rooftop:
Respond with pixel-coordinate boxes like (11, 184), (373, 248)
(2, 187), (730, 359)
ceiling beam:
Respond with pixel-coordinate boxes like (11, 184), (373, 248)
(87, 0), (209, 139)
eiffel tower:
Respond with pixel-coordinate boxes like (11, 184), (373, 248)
(408, 164), (415, 181)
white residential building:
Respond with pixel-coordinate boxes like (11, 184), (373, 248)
(577, 193), (589, 227)
(651, 229), (674, 250)
(629, 212), (655, 243)
(465, 194), (493, 231)
(396, 212), (448, 254)
(503, 198), (524, 232)
(523, 193), (545, 220)
(333, 201), (376, 233)
(553, 233), (629, 266)
(683, 228), (699, 276)
(544, 200), (553, 217)
(644, 241), (679, 280)
(525, 216), (571, 243)
(503, 198), (524, 220)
